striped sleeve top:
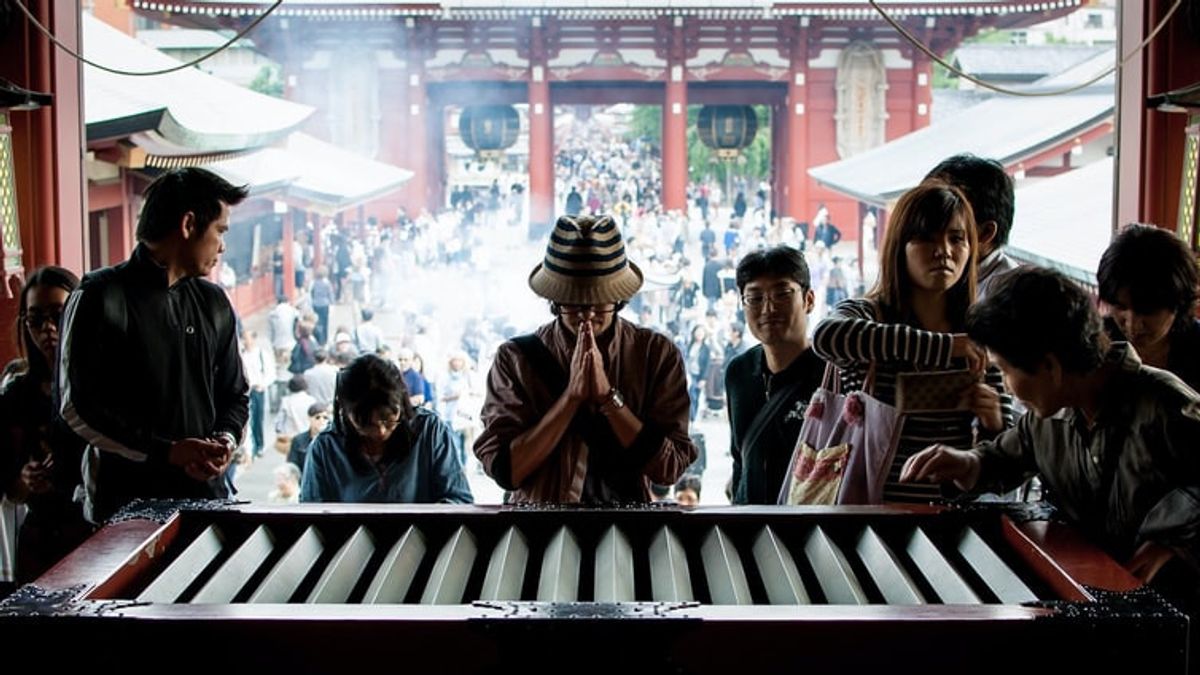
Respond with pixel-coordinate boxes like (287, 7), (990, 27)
(811, 297), (1015, 503)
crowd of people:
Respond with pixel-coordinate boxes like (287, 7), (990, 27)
(1, 148), (1198, 653)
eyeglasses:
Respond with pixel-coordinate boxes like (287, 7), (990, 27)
(348, 410), (402, 430)
(557, 304), (618, 315)
(741, 288), (800, 310)
(23, 310), (63, 330)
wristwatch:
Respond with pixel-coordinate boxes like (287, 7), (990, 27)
(215, 432), (238, 451)
(599, 388), (625, 414)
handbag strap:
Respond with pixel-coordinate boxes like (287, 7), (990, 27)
(738, 375), (810, 500)
(820, 362), (840, 396)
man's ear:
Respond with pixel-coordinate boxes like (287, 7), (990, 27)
(977, 220), (999, 249)
(179, 211), (197, 240)
(803, 287), (816, 314)
(1043, 353), (1064, 388)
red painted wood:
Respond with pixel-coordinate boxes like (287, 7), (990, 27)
(784, 32), (809, 224)
(106, 206), (131, 267)
(281, 215), (295, 299)
(1009, 122), (1113, 174)
(528, 27), (554, 232)
(662, 79), (688, 215)
(88, 180), (125, 212)
(1008, 518), (1141, 594)
(35, 518), (167, 594)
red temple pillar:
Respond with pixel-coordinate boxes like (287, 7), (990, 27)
(528, 21), (555, 238)
(661, 20), (688, 215)
(310, 212), (324, 272)
(770, 102), (785, 222)
(910, 52), (933, 132)
(281, 212), (296, 299)
(784, 27), (810, 225)
(400, 26), (432, 215)
(105, 206), (130, 267)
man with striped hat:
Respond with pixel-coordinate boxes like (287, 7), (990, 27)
(475, 215), (696, 503)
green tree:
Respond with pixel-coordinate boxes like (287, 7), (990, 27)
(249, 64), (284, 98)
(625, 104), (772, 188)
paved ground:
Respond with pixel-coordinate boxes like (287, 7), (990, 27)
(229, 211), (863, 506)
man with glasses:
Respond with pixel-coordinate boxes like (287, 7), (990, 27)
(58, 168), (250, 523)
(475, 214), (696, 503)
(287, 403), (330, 478)
(725, 246), (826, 504)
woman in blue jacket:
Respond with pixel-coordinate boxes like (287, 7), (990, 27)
(300, 354), (473, 504)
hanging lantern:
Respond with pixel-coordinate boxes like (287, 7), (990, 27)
(696, 105), (759, 161)
(459, 105), (520, 160)
(0, 79), (48, 299)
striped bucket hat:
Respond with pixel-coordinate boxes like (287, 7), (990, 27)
(528, 214), (643, 305)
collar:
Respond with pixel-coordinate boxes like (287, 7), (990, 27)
(977, 247), (1009, 274)
(753, 344), (815, 383)
(129, 243), (175, 289)
(1063, 343), (1140, 430)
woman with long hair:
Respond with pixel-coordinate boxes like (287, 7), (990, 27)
(0, 266), (91, 582)
(299, 354), (472, 503)
(812, 182), (1013, 503)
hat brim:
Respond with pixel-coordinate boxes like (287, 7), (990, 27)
(528, 261), (643, 305)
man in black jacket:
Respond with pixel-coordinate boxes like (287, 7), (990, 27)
(59, 168), (250, 523)
(725, 246), (825, 504)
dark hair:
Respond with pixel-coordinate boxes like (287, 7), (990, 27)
(735, 245), (811, 293)
(333, 354), (416, 456)
(870, 182), (978, 329)
(966, 267), (1109, 375)
(136, 168), (248, 243)
(674, 474), (702, 497)
(925, 154), (1014, 247)
(287, 374), (308, 393)
(307, 402), (330, 418)
(17, 265), (80, 381)
(361, 308), (374, 322)
(1097, 224), (1199, 332)
(650, 483), (671, 499)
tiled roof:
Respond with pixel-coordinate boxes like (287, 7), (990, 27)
(210, 134), (414, 213)
(83, 13), (311, 152)
(952, 44), (1109, 81)
(1007, 156), (1113, 288)
(808, 49), (1114, 205)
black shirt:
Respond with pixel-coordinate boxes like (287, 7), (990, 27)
(725, 345), (825, 504)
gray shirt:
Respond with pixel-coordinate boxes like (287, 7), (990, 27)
(971, 343), (1200, 568)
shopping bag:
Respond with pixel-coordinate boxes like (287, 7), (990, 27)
(779, 364), (904, 505)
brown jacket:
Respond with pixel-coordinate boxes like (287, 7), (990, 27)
(474, 317), (695, 503)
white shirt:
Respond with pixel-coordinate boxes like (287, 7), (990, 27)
(240, 344), (273, 390)
(355, 322), (385, 354)
(276, 392), (316, 437)
(267, 303), (298, 351)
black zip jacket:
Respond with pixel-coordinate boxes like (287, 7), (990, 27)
(58, 244), (248, 522)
